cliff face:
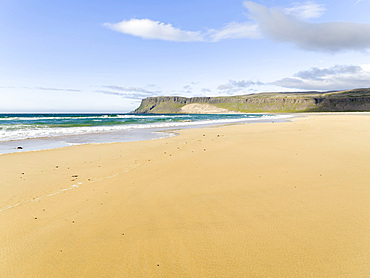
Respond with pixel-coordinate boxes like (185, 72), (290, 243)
(133, 88), (370, 114)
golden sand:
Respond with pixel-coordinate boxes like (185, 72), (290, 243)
(0, 114), (369, 277)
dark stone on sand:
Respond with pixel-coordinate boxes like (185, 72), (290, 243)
(34, 217), (37, 220)
(72, 175), (78, 177)
(17, 146), (23, 149)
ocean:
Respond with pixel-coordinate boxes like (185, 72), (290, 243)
(0, 113), (292, 154)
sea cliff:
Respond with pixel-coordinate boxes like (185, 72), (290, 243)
(134, 88), (370, 113)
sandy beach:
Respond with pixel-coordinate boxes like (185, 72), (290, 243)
(0, 113), (369, 277)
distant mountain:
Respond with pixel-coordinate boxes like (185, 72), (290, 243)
(134, 88), (370, 114)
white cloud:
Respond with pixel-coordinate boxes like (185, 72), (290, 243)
(274, 64), (370, 90)
(104, 19), (204, 42)
(285, 1), (326, 19)
(243, 1), (370, 52)
(104, 19), (260, 42)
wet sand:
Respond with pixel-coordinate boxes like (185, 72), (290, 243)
(0, 113), (369, 277)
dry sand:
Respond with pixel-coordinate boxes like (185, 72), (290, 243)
(0, 113), (369, 277)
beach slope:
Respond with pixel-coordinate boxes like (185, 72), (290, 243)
(0, 114), (369, 277)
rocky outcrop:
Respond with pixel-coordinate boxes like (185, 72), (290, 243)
(133, 88), (370, 114)
(316, 97), (370, 111)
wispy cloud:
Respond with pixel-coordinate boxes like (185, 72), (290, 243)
(284, 1), (326, 19)
(102, 85), (151, 93)
(0, 86), (82, 92)
(208, 22), (260, 41)
(36, 87), (82, 92)
(96, 90), (152, 100)
(218, 80), (263, 94)
(274, 64), (370, 90)
(97, 85), (161, 100)
(0, 86), (15, 89)
(356, 0), (370, 4)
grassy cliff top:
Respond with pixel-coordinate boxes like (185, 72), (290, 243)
(134, 88), (370, 114)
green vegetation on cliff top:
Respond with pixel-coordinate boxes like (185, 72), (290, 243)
(134, 88), (370, 114)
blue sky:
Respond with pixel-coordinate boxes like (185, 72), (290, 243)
(1, 0), (370, 112)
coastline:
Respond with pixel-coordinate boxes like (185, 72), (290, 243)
(1, 113), (369, 277)
(0, 113), (292, 155)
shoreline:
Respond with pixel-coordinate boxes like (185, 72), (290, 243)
(1, 113), (369, 277)
(0, 113), (292, 155)
(2, 111), (369, 155)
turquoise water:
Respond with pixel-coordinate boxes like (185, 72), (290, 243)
(0, 113), (291, 154)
